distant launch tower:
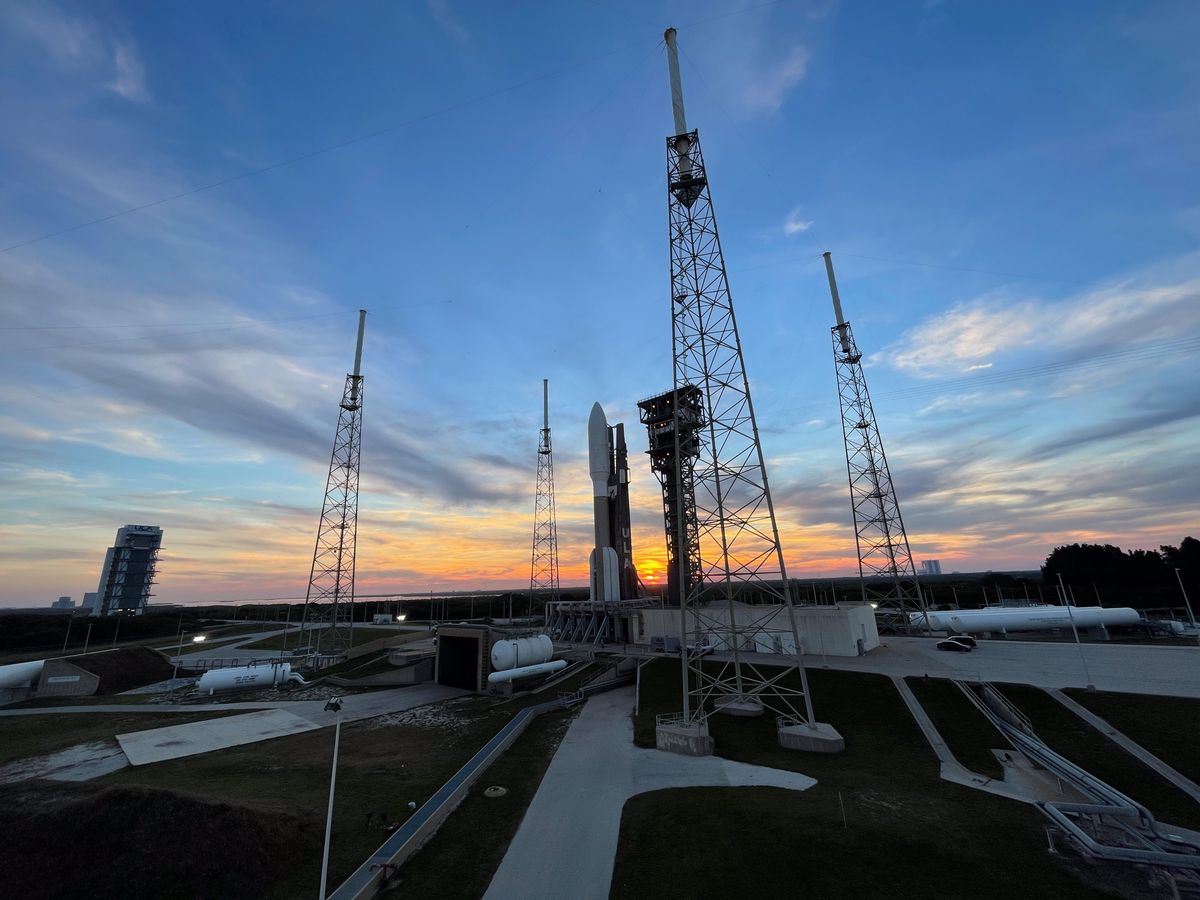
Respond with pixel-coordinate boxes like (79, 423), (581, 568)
(301, 310), (366, 654)
(824, 253), (927, 631)
(656, 28), (813, 736)
(530, 379), (560, 605)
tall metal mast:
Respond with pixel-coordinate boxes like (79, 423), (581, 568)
(530, 379), (560, 607)
(824, 253), (927, 631)
(661, 28), (813, 733)
(301, 310), (366, 654)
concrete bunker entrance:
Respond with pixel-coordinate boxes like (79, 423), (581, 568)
(436, 634), (481, 691)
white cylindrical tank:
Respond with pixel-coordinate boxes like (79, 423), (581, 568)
(490, 635), (553, 672)
(486, 659), (568, 684)
(0, 659), (44, 690)
(910, 605), (1141, 634)
(196, 663), (306, 695)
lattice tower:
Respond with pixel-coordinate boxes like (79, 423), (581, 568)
(301, 310), (366, 654)
(824, 253), (928, 632)
(530, 379), (560, 605)
(662, 29), (813, 729)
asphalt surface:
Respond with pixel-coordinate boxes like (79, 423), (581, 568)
(484, 686), (816, 900)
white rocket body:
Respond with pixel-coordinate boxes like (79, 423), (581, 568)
(588, 402), (620, 603)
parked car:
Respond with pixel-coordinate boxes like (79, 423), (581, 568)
(936, 638), (973, 652)
(948, 634), (977, 648)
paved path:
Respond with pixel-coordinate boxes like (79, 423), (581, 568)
(1048, 688), (1200, 804)
(484, 687), (816, 900)
(598, 637), (1200, 698)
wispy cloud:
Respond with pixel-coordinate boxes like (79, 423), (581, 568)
(783, 207), (813, 236)
(109, 42), (149, 101)
(742, 45), (810, 113)
(427, 0), (470, 42)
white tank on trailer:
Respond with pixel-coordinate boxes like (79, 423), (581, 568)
(487, 659), (568, 684)
(490, 635), (553, 672)
(196, 663), (307, 695)
(0, 659), (44, 690)
(910, 605), (1141, 634)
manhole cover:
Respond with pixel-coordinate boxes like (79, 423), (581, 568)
(483, 786), (508, 798)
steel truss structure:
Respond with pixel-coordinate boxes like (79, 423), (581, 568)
(302, 312), (366, 654)
(831, 320), (926, 631)
(666, 127), (813, 727)
(530, 379), (560, 606)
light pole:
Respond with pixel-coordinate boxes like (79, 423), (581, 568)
(169, 625), (206, 702)
(1058, 574), (1094, 691)
(82, 623), (93, 655)
(112, 615), (122, 648)
(61, 615), (74, 654)
(1176, 568), (1196, 628)
(318, 696), (344, 900)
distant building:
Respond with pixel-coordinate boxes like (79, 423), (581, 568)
(81, 592), (99, 613)
(94, 525), (163, 617)
(50, 596), (75, 609)
(920, 560), (943, 576)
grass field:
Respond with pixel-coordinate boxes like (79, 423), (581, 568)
(905, 676), (1005, 778)
(998, 684), (1200, 829)
(392, 708), (576, 898)
(0, 709), (240, 765)
(619, 660), (1134, 899)
(1063, 688), (1200, 783)
(0, 621), (286, 665)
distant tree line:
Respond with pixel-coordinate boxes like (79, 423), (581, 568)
(1041, 536), (1198, 610)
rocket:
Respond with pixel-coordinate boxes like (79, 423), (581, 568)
(588, 402), (638, 603)
(589, 403), (620, 603)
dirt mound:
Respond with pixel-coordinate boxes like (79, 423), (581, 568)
(65, 646), (184, 694)
(0, 781), (316, 899)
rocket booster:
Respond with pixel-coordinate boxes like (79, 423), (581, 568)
(588, 402), (620, 603)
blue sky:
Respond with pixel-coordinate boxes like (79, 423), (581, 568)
(1, 0), (1197, 606)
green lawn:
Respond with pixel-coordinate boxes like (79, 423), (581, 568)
(1063, 688), (1200, 783)
(0, 710), (240, 766)
(999, 684), (1200, 829)
(906, 675), (1005, 778)
(620, 661), (1132, 899)
(391, 708), (575, 898)
(102, 695), (542, 898)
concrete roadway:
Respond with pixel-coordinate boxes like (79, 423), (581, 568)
(484, 686), (815, 900)
(597, 636), (1200, 698)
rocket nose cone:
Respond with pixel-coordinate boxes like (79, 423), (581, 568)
(588, 402), (610, 479)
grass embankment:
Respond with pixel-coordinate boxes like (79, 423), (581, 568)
(0, 781), (314, 900)
(1064, 688), (1200, 784)
(242, 626), (424, 652)
(905, 676), (1005, 778)
(0, 621), (285, 665)
(617, 661), (1120, 900)
(0, 710), (240, 765)
(998, 684), (1200, 829)
(392, 708), (575, 898)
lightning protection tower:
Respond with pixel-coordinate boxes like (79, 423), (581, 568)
(659, 28), (814, 744)
(530, 379), (560, 609)
(301, 309), (366, 654)
(823, 253), (928, 632)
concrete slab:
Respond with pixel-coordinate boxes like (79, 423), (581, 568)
(117, 709), (319, 765)
(0, 740), (128, 784)
(486, 687), (815, 900)
(777, 721), (844, 753)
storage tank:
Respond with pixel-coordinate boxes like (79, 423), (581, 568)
(0, 659), (44, 690)
(489, 635), (553, 672)
(910, 605), (1141, 634)
(196, 663), (306, 695)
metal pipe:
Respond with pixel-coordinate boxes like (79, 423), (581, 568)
(319, 702), (343, 900)
(352, 309), (366, 377)
(663, 28), (688, 136)
(823, 252), (852, 354)
(1176, 568), (1196, 627)
(542, 378), (549, 431)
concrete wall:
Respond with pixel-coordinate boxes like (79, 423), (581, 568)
(636, 602), (878, 657)
(36, 659), (101, 697)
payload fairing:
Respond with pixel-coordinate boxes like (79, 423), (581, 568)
(588, 402), (638, 602)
